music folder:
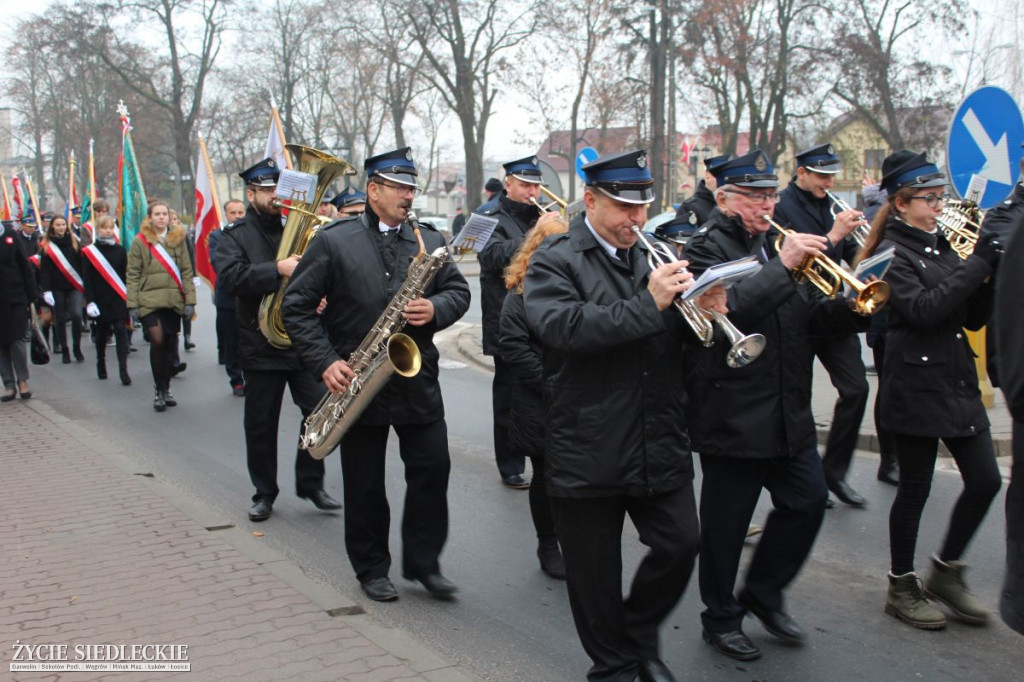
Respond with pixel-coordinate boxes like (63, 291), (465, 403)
(451, 214), (499, 253)
(682, 256), (762, 300)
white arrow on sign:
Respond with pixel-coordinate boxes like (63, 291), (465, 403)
(961, 108), (1013, 185)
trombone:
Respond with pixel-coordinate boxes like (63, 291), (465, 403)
(631, 226), (766, 368)
(765, 215), (889, 316)
(529, 186), (568, 216)
(824, 190), (871, 248)
(937, 199), (982, 260)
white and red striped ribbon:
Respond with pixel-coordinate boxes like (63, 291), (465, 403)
(142, 236), (184, 297)
(82, 244), (127, 301)
(44, 242), (84, 293)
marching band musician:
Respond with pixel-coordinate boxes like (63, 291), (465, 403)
(215, 158), (341, 523)
(524, 149), (726, 682)
(479, 155), (546, 489)
(331, 186), (367, 217)
(685, 151), (865, 661)
(282, 148), (470, 603)
(773, 143), (871, 507)
(676, 153), (730, 228)
(856, 150), (1002, 630)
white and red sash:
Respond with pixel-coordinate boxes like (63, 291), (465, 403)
(82, 244), (127, 301)
(141, 236), (184, 297)
(44, 242), (84, 293)
(29, 253), (40, 268)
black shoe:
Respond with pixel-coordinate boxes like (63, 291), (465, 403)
(62, 349), (71, 364)
(74, 347), (85, 362)
(299, 489), (342, 510)
(738, 590), (806, 644)
(171, 362), (187, 376)
(701, 629), (761, 661)
(232, 383), (245, 397)
(129, 344), (137, 353)
(361, 577), (399, 602)
(825, 496), (836, 509)
(184, 336), (195, 351)
(248, 498), (273, 522)
(828, 479), (866, 507)
(502, 474), (530, 489)
(120, 368), (132, 386)
(538, 541), (566, 580)
(163, 391), (177, 407)
(638, 658), (677, 682)
(97, 360), (107, 380)
(877, 461), (900, 486)
(1, 389), (15, 402)
(405, 572), (458, 600)
(153, 390), (166, 412)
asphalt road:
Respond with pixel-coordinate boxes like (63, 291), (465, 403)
(25, 279), (1023, 682)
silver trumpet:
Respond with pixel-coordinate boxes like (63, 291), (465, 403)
(631, 226), (766, 368)
(824, 190), (871, 248)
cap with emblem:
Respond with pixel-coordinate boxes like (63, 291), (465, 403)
(655, 215), (696, 245)
(880, 150), (946, 195)
(365, 147), (418, 188)
(239, 157), (280, 187)
(70, 205), (82, 215)
(20, 215), (36, 227)
(712, 150), (778, 188)
(795, 143), (843, 174)
(42, 212), (54, 222)
(331, 186), (367, 208)
(581, 149), (655, 205)
(502, 155), (544, 184)
(704, 154), (732, 172)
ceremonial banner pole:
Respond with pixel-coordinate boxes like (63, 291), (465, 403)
(0, 171), (12, 221)
(193, 133), (224, 288)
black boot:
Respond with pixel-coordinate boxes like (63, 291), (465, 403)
(537, 540), (566, 580)
(62, 348), (71, 364)
(119, 366), (132, 386)
(97, 354), (107, 380)
(153, 388), (166, 412)
(73, 344), (85, 362)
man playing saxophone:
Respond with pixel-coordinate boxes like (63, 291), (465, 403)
(282, 148), (470, 603)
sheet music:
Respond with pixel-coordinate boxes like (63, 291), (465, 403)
(844, 245), (895, 297)
(681, 256), (762, 300)
(451, 214), (499, 252)
(276, 170), (318, 204)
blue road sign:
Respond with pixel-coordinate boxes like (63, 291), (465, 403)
(946, 86), (1024, 209)
(575, 147), (599, 182)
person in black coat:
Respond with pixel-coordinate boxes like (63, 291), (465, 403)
(685, 151), (865, 662)
(0, 220), (38, 400)
(282, 147), (470, 604)
(215, 157), (340, 523)
(524, 149), (726, 682)
(773, 143), (871, 507)
(39, 215), (85, 364)
(209, 198), (247, 395)
(499, 212), (570, 580)
(675, 153), (730, 228)
(82, 216), (131, 385)
(479, 156), (545, 488)
(857, 150), (1002, 630)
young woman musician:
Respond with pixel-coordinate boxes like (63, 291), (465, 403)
(856, 150), (1003, 630)
(126, 202), (196, 411)
(83, 216), (131, 385)
(39, 215), (85, 364)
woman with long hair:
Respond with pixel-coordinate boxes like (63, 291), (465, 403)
(856, 150), (1003, 630)
(126, 201), (197, 411)
(39, 214), (85, 363)
(499, 212), (570, 579)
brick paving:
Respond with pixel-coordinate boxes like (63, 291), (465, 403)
(0, 400), (459, 682)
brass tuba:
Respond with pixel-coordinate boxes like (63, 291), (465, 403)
(258, 144), (356, 348)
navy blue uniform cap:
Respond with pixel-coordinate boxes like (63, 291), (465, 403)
(331, 186), (367, 208)
(239, 157), (280, 187)
(795, 143), (843, 174)
(502, 155), (544, 184)
(880, 150), (946, 195)
(365, 147), (418, 188)
(581, 149), (655, 205)
(712, 150), (778, 188)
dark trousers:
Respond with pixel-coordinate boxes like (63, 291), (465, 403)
(1003, 419), (1024, 634)
(340, 420), (451, 583)
(871, 338), (899, 469)
(93, 318), (128, 370)
(215, 305), (243, 386)
(528, 454), (556, 544)
(889, 431), (1001, 574)
(53, 289), (83, 355)
(243, 368), (326, 502)
(492, 357), (524, 478)
(551, 486), (699, 682)
(699, 448), (827, 633)
(814, 334), (869, 483)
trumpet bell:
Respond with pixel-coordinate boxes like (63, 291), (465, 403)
(853, 279), (890, 316)
(726, 333), (767, 369)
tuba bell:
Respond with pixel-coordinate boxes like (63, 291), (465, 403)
(257, 144), (356, 349)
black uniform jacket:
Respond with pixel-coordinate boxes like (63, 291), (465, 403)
(523, 214), (695, 498)
(207, 227), (235, 310)
(83, 240), (129, 320)
(39, 233), (83, 293)
(995, 185), (1024, 422)
(479, 193), (538, 355)
(877, 218), (994, 438)
(216, 206), (303, 371)
(0, 224), (38, 345)
(499, 290), (545, 460)
(979, 181), (1024, 386)
(684, 210), (864, 459)
(675, 180), (716, 227)
(774, 177), (859, 265)
(281, 212), (470, 426)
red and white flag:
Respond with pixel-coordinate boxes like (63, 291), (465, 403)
(194, 134), (222, 288)
(264, 98), (292, 170)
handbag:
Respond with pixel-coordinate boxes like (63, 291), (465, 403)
(29, 304), (51, 365)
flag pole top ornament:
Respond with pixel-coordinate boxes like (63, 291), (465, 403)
(117, 100), (132, 131)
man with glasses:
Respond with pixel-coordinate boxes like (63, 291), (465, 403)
(685, 151), (867, 661)
(216, 158), (342, 523)
(774, 143), (870, 507)
(331, 186), (367, 217)
(282, 148), (470, 603)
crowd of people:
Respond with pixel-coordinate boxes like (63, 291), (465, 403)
(1, 141), (1022, 682)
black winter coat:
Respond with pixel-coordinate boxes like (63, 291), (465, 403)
(216, 206), (304, 371)
(684, 210), (864, 459)
(995, 186), (1024, 422)
(207, 227), (235, 309)
(82, 241), (129, 320)
(0, 224), (38, 345)
(523, 215), (695, 498)
(281, 212), (470, 426)
(478, 193), (539, 355)
(676, 181), (716, 228)
(877, 218), (994, 438)
(980, 181), (1024, 386)
(39, 233), (83, 293)
(499, 290), (545, 459)
(773, 178), (859, 265)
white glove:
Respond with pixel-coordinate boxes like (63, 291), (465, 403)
(86, 302), (100, 318)
(192, 276), (201, 287)
(43, 291), (55, 306)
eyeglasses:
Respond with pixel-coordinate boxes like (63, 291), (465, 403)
(723, 188), (780, 203)
(910, 192), (950, 208)
(376, 181), (420, 197)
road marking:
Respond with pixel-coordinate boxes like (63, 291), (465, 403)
(962, 108), (1012, 185)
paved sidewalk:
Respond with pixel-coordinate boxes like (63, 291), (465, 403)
(0, 399), (478, 682)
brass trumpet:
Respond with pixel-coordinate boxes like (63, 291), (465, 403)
(529, 186), (568, 216)
(824, 190), (871, 248)
(766, 215), (888, 316)
(631, 226), (766, 368)
(937, 199), (982, 260)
